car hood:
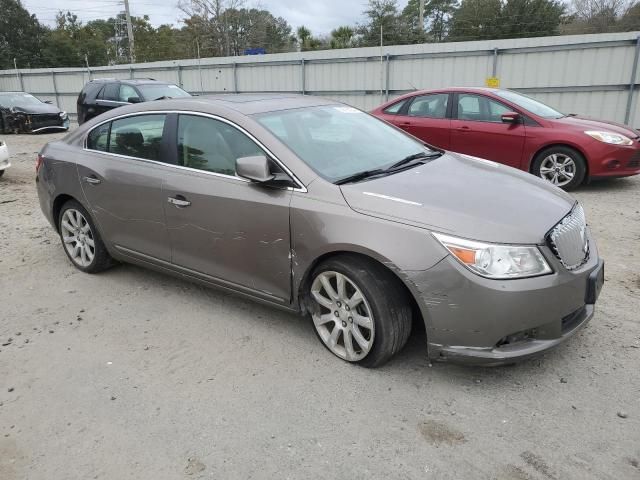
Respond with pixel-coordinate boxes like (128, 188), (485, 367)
(10, 103), (62, 115)
(553, 115), (639, 138)
(340, 153), (575, 244)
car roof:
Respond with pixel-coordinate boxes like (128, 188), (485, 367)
(87, 78), (174, 86)
(154, 94), (338, 115)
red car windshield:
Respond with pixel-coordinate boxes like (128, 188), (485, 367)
(495, 90), (564, 119)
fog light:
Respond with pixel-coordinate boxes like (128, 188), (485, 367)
(606, 159), (621, 170)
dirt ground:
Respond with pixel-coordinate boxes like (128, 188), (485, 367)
(1, 129), (639, 480)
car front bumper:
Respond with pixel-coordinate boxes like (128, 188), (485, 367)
(406, 232), (602, 365)
(587, 140), (640, 178)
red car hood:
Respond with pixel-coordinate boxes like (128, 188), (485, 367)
(552, 115), (639, 138)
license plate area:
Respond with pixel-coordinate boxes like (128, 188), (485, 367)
(585, 260), (604, 304)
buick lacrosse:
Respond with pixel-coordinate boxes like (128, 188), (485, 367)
(36, 95), (604, 367)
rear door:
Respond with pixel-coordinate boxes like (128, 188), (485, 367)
(162, 113), (293, 303)
(77, 113), (172, 261)
(400, 93), (452, 149)
(449, 93), (526, 168)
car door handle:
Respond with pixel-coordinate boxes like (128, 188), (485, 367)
(168, 195), (191, 207)
(83, 176), (101, 185)
(457, 126), (471, 131)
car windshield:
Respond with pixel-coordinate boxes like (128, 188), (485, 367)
(494, 90), (564, 119)
(255, 105), (433, 182)
(137, 84), (191, 101)
(0, 93), (44, 108)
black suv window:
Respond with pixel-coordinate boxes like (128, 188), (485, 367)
(101, 83), (120, 102)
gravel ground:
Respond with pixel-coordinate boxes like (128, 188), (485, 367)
(1, 129), (639, 480)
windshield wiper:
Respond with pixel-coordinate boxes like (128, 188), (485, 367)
(386, 151), (442, 171)
(334, 168), (387, 185)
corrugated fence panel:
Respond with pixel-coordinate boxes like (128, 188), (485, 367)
(2, 32), (639, 124)
(237, 64), (300, 92)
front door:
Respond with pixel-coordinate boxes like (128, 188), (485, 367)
(77, 113), (172, 261)
(449, 93), (526, 168)
(163, 113), (293, 302)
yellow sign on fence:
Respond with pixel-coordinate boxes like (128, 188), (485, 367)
(485, 77), (500, 88)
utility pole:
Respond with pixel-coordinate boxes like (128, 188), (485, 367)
(380, 25), (384, 97)
(419, 0), (425, 31)
(124, 0), (135, 64)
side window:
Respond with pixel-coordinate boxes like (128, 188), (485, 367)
(86, 123), (110, 152)
(177, 115), (264, 176)
(102, 83), (120, 101)
(407, 94), (449, 118)
(457, 94), (481, 120)
(119, 85), (139, 103)
(109, 114), (166, 161)
(457, 94), (512, 122)
(383, 99), (406, 115)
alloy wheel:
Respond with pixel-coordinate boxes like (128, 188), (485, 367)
(60, 209), (95, 267)
(539, 153), (576, 187)
(310, 271), (375, 361)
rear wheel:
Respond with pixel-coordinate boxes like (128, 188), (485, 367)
(58, 200), (113, 273)
(0, 170), (4, 177)
(531, 146), (586, 190)
(308, 255), (412, 368)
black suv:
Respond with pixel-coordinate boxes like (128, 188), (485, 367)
(76, 78), (191, 124)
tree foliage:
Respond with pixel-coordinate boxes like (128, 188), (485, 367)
(1, 0), (639, 70)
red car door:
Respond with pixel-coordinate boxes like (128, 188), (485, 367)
(449, 93), (525, 169)
(391, 93), (452, 149)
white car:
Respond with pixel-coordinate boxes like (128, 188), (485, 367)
(0, 139), (9, 177)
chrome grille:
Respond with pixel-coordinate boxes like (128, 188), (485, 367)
(548, 204), (589, 270)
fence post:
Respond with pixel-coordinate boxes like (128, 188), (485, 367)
(385, 53), (390, 101)
(17, 70), (24, 91)
(51, 70), (60, 108)
(492, 48), (499, 77)
(300, 59), (305, 95)
(233, 62), (238, 93)
(624, 35), (640, 125)
(177, 64), (183, 88)
(129, 66), (134, 79)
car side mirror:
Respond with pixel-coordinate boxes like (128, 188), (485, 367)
(501, 112), (521, 123)
(128, 97), (142, 104)
(236, 155), (275, 183)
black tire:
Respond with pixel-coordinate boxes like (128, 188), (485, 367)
(0, 169), (4, 177)
(308, 254), (412, 368)
(531, 146), (586, 191)
(58, 199), (114, 273)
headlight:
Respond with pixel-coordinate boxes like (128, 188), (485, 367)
(584, 130), (633, 146)
(433, 233), (552, 279)
(60, 111), (67, 119)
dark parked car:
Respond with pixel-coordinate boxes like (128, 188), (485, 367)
(36, 95), (603, 367)
(372, 87), (640, 190)
(76, 78), (191, 124)
(0, 92), (69, 134)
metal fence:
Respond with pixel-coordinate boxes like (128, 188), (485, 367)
(2, 31), (640, 125)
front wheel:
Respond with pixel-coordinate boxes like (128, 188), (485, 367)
(58, 200), (113, 273)
(307, 255), (412, 368)
(531, 146), (586, 191)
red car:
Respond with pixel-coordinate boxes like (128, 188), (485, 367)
(371, 87), (640, 190)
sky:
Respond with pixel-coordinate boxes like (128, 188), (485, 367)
(23, 0), (411, 35)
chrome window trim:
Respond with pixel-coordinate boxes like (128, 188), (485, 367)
(82, 109), (308, 192)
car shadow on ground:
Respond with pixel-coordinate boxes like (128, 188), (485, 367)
(580, 177), (638, 192)
(99, 262), (570, 388)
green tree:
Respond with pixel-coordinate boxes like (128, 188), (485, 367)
(402, 0), (458, 42)
(500, 0), (565, 38)
(0, 0), (46, 69)
(448, 0), (503, 40)
(330, 26), (355, 49)
(359, 0), (407, 46)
